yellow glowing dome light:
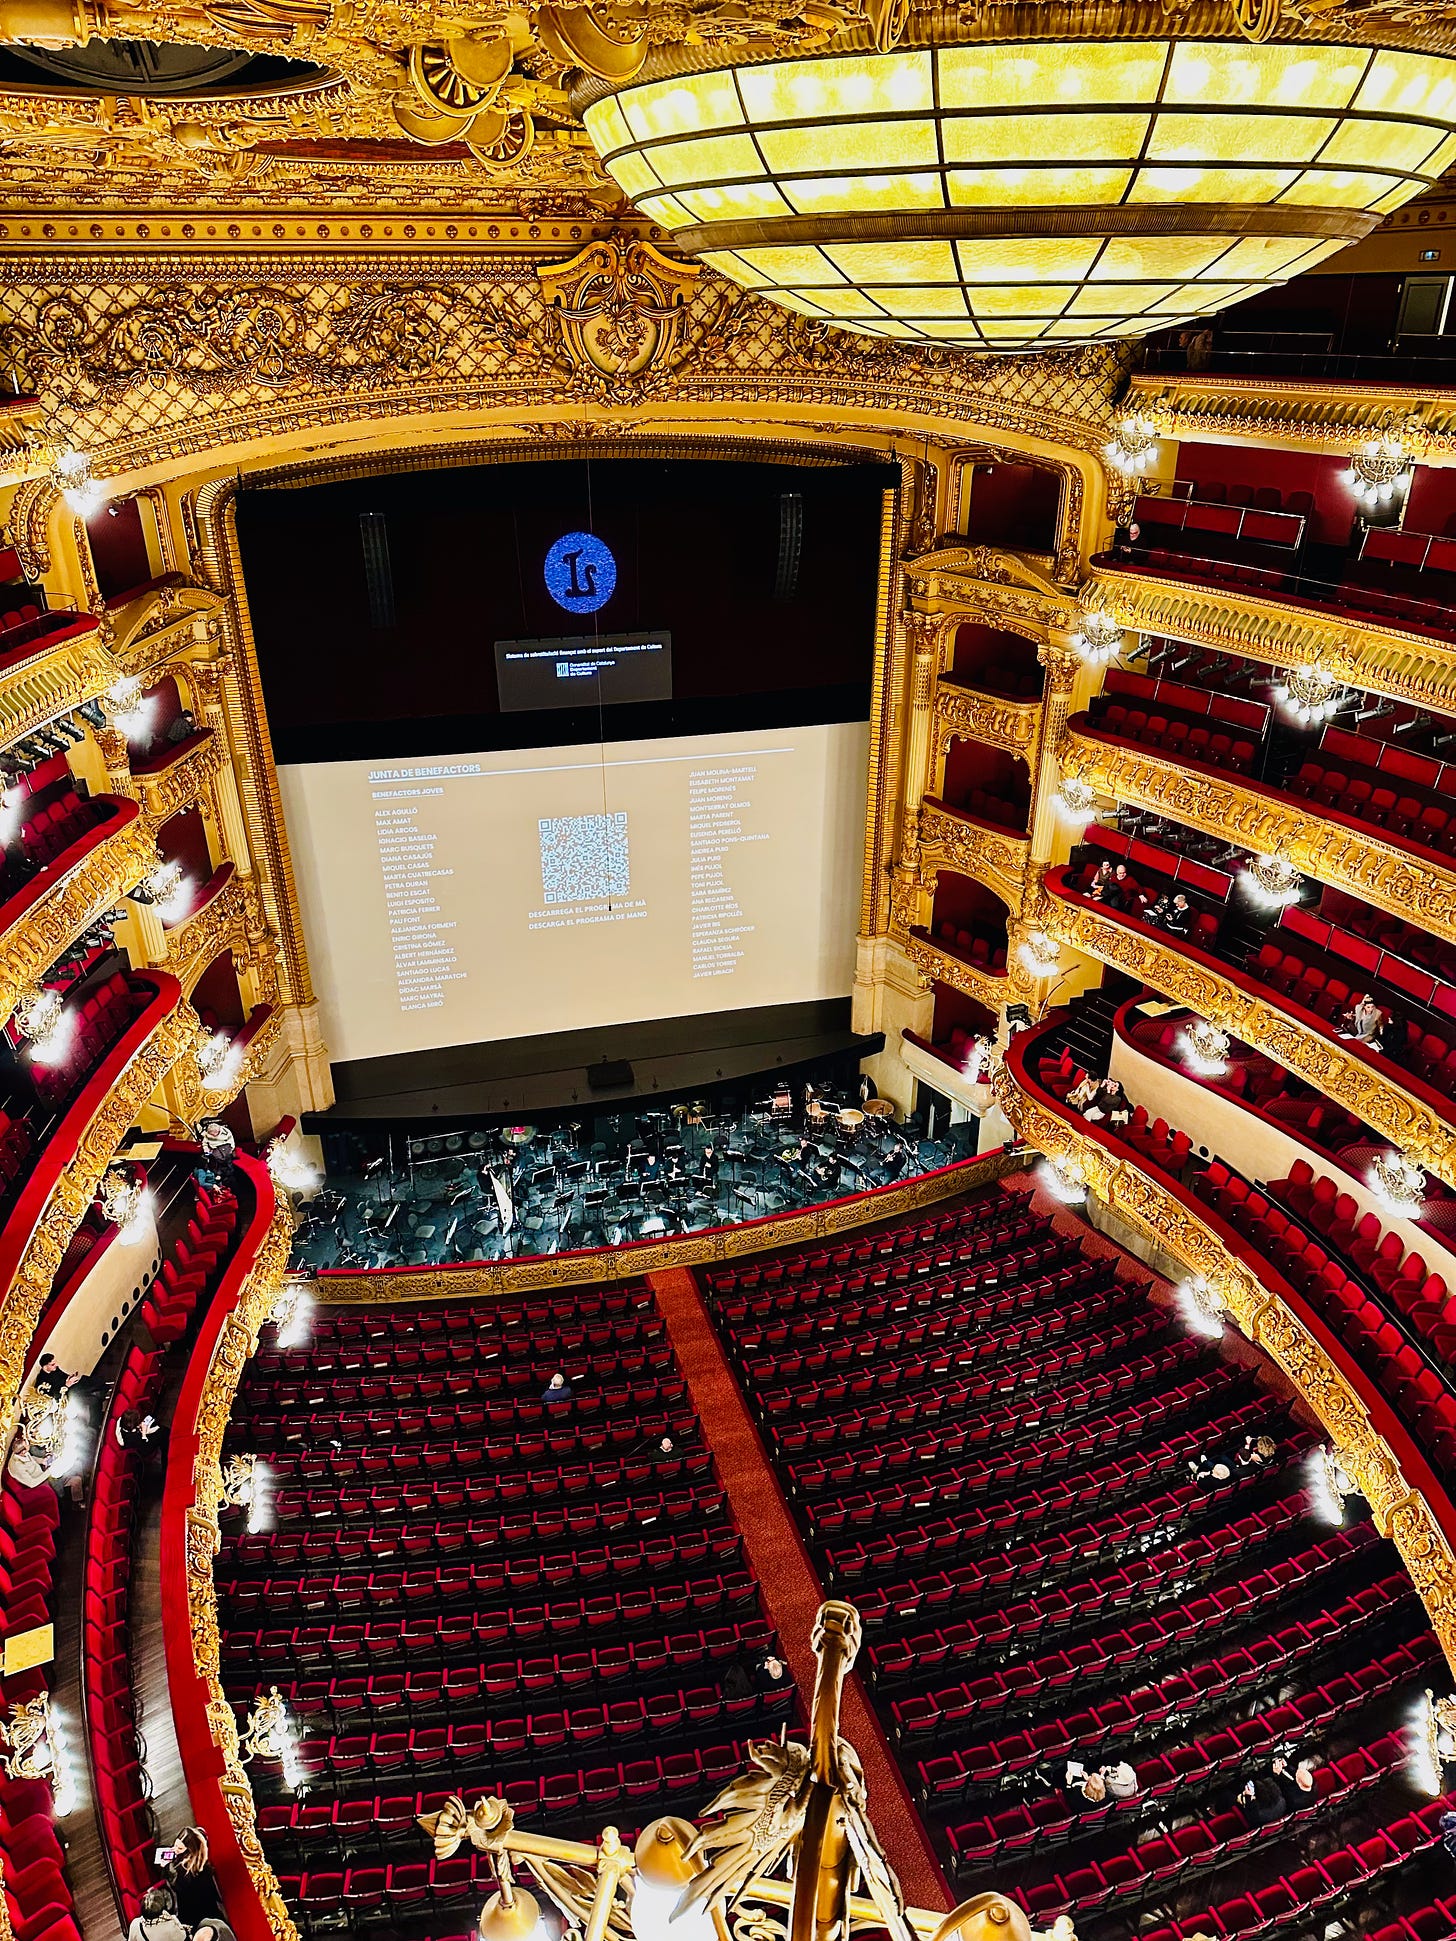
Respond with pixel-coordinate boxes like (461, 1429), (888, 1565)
(582, 39), (1456, 350)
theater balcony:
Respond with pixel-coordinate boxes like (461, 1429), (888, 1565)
(1062, 663), (1456, 948)
(1040, 832), (1456, 1187)
(904, 873), (1011, 1015)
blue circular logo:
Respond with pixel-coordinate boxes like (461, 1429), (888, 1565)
(544, 531), (616, 614)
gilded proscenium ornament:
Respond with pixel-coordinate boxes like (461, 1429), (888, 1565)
(0, 804), (152, 1029)
(991, 1055), (1456, 1677)
(1037, 887), (1456, 1189)
(1089, 560), (1456, 722)
(0, 989), (191, 1449)
(537, 231), (701, 398)
(1062, 724), (1456, 951)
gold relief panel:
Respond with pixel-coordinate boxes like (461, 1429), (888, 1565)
(164, 870), (247, 993)
(1091, 562), (1456, 719)
(111, 582), (227, 681)
(992, 1062), (1456, 1675)
(0, 626), (113, 752)
(918, 799), (1030, 910)
(134, 730), (228, 824)
(907, 545), (1074, 635)
(904, 930), (1010, 1013)
(1064, 729), (1456, 951)
(933, 681), (1040, 763)
(1039, 893), (1456, 1189)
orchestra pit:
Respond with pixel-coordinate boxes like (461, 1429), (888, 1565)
(11, 6), (1456, 1941)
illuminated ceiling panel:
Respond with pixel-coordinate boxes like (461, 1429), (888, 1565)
(583, 39), (1456, 350)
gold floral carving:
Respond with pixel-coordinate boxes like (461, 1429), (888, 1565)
(1039, 891), (1456, 1188)
(0, 626), (112, 753)
(917, 799), (1030, 912)
(134, 730), (228, 823)
(0, 809), (153, 1025)
(904, 930), (1010, 1010)
(537, 232), (702, 398)
(8, 477), (55, 580)
(907, 543), (1076, 639)
(1065, 727), (1456, 949)
(111, 580), (225, 678)
(933, 679), (1040, 761)
(992, 1059), (1456, 1674)
(1091, 561), (1456, 719)
(164, 870), (247, 992)
(317, 1147), (1024, 1304)
(0, 994), (192, 1445)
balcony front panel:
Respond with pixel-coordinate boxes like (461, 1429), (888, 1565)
(916, 799), (1030, 912)
(0, 617), (111, 751)
(1064, 723), (1456, 949)
(995, 1023), (1456, 1669)
(0, 970), (189, 1428)
(133, 728), (227, 823)
(0, 797), (152, 1024)
(934, 679), (1040, 764)
(1126, 370), (1456, 461)
(904, 929), (1010, 1013)
(1040, 871), (1456, 1190)
(1091, 559), (1456, 719)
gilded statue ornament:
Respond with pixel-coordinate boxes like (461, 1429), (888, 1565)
(0, 1696), (54, 1784)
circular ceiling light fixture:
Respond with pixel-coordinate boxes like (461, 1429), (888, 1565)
(581, 35), (1456, 351)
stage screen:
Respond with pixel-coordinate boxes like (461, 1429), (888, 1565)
(280, 722), (869, 1064)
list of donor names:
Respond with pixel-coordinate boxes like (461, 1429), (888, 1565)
(688, 759), (767, 979)
(371, 769), (471, 1013)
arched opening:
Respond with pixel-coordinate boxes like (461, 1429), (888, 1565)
(939, 740), (1031, 835)
(949, 621), (1044, 701)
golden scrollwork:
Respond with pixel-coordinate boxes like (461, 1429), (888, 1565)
(0, 623), (112, 752)
(537, 232), (702, 399)
(132, 728), (228, 823)
(904, 930), (1011, 1011)
(110, 580), (225, 677)
(1090, 559), (1456, 719)
(917, 798), (1030, 912)
(0, 805), (153, 1025)
(933, 679), (1040, 762)
(907, 544), (1077, 639)
(1063, 726), (1456, 949)
(1038, 888), (1456, 1188)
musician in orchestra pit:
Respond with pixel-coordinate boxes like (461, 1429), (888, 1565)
(701, 1144), (720, 1189)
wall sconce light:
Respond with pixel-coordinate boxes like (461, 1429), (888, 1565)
(1175, 1275), (1227, 1339)
(1037, 1154), (1087, 1204)
(1242, 854), (1304, 908)
(1104, 414), (1159, 478)
(1272, 663), (1341, 727)
(1053, 777), (1098, 827)
(13, 983), (64, 1057)
(51, 448), (108, 519)
(1179, 1017), (1230, 1078)
(101, 675), (149, 737)
(1369, 1149), (1426, 1219)
(1072, 608), (1124, 668)
(1018, 930), (1062, 978)
(1344, 432), (1414, 512)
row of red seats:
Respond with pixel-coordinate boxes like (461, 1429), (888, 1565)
(271, 1283), (654, 1351)
(851, 1477), (1308, 1641)
(928, 919), (1009, 972)
(29, 970), (140, 1111)
(1135, 1794), (1454, 1941)
(1129, 546), (1289, 593)
(951, 1681), (1418, 1881)
(947, 784), (1027, 833)
(20, 791), (94, 870)
(1062, 859), (1221, 948)
(240, 1376), (687, 1441)
(1290, 758), (1456, 855)
(243, 1341), (676, 1412)
(232, 1485), (725, 1570)
(703, 1194), (1013, 1294)
(87, 1342), (162, 1919)
(141, 1181), (236, 1345)
(908, 1538), (1398, 1783)
(234, 1409), (698, 1468)
(225, 1614), (777, 1694)
(745, 1267), (1126, 1395)
(264, 1478), (720, 1545)
(1201, 1161), (1456, 1469)
(1249, 935), (1456, 1100)
(256, 1436), (714, 1490)
(775, 1332), (1209, 1461)
(259, 1669), (794, 1740)
(0, 1472), (72, 1941)
(807, 1389), (1267, 1533)
(1088, 701), (1259, 774)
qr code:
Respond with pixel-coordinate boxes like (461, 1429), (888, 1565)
(539, 812), (630, 904)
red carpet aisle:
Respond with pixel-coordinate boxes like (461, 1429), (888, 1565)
(647, 1268), (953, 1913)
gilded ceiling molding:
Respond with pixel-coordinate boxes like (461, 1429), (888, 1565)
(0, 250), (1126, 485)
(1064, 728), (1456, 950)
(917, 799), (1031, 914)
(991, 1057), (1456, 1676)
(1090, 561), (1456, 718)
(0, 810), (153, 1025)
(933, 681), (1041, 764)
(1039, 889), (1456, 1189)
(1128, 372), (1456, 462)
(315, 1148), (1023, 1303)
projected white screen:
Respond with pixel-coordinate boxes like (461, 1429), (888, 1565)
(279, 723), (869, 1063)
